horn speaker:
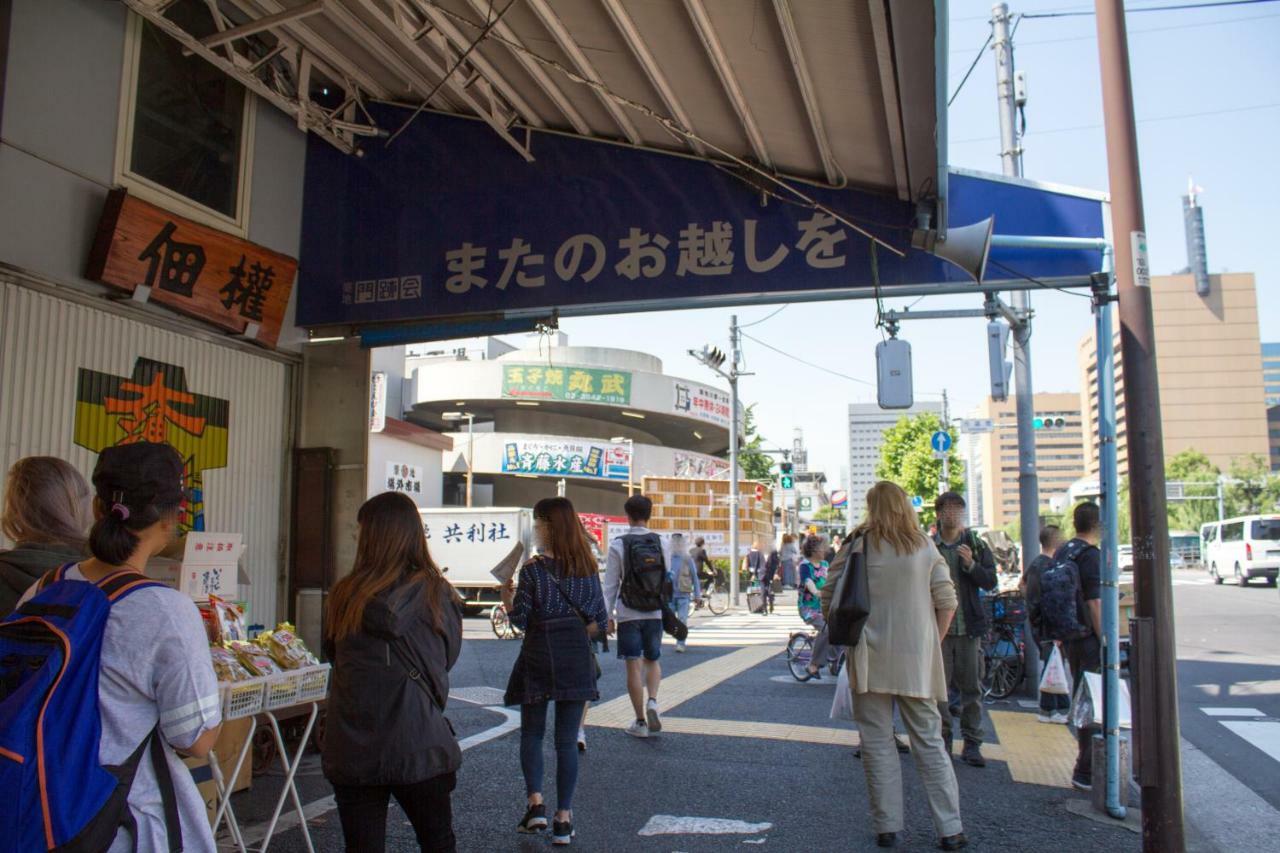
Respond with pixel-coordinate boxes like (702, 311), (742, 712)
(932, 216), (995, 283)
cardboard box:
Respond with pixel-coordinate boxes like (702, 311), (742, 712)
(183, 717), (254, 827)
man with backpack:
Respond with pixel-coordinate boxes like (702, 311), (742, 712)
(604, 495), (666, 738)
(1038, 502), (1104, 791)
(1022, 525), (1071, 723)
(932, 492), (998, 768)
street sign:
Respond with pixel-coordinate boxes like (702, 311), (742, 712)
(930, 431), (953, 453)
(754, 483), (766, 502)
(911, 495), (924, 511)
(799, 496), (813, 511)
(959, 418), (994, 434)
(830, 489), (848, 508)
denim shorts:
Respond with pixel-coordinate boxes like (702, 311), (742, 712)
(615, 618), (663, 661)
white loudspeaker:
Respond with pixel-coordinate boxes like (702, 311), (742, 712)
(932, 217), (995, 283)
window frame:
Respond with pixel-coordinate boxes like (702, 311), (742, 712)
(114, 10), (256, 237)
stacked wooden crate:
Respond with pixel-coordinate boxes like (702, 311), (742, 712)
(641, 476), (774, 555)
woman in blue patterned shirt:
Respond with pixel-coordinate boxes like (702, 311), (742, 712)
(500, 497), (607, 847)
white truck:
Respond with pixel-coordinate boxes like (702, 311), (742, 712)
(420, 507), (534, 609)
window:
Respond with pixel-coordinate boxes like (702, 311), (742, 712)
(1222, 522), (1244, 542)
(1250, 519), (1280, 541)
(117, 4), (255, 233)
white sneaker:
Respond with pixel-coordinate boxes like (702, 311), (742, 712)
(577, 728), (587, 752)
(675, 642), (686, 653)
(1037, 713), (1055, 724)
(646, 699), (662, 733)
(1051, 712), (1070, 725)
(626, 720), (649, 739)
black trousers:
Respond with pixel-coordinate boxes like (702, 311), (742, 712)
(333, 772), (457, 852)
(1065, 636), (1102, 779)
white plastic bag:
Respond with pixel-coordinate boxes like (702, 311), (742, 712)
(830, 659), (854, 722)
(1039, 645), (1071, 695)
(1070, 671), (1132, 729)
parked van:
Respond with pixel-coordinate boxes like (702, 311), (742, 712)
(1205, 515), (1280, 587)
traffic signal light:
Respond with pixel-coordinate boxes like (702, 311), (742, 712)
(1033, 416), (1067, 429)
(781, 475), (795, 490)
(780, 462), (794, 475)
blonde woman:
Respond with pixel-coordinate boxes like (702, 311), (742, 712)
(1, 456), (91, 617)
(840, 481), (966, 851)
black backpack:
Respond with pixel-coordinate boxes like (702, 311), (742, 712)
(1038, 541), (1094, 642)
(620, 533), (667, 611)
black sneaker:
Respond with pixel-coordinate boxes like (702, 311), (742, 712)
(961, 741), (986, 768)
(552, 818), (575, 846)
(517, 804), (547, 834)
(1071, 772), (1093, 792)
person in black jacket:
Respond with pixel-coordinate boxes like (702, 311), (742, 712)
(502, 497), (607, 847)
(323, 492), (464, 853)
(931, 492), (997, 768)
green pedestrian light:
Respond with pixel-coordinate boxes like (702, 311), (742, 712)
(1033, 417), (1045, 429)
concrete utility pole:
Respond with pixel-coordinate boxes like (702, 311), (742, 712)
(1095, 1), (1184, 848)
(729, 314), (743, 606)
(992, 1), (1041, 696)
(940, 389), (951, 496)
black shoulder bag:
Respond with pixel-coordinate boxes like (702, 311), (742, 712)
(827, 535), (871, 647)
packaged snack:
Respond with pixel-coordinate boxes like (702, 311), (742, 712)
(210, 645), (252, 683)
(258, 622), (319, 670)
(228, 640), (281, 677)
(209, 595), (248, 644)
(198, 604), (220, 644)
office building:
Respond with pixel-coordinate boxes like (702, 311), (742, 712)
(972, 393), (1086, 530)
(1270, 406), (1280, 473)
(847, 401), (942, 522)
(1263, 342), (1280, 406)
(1078, 273), (1269, 477)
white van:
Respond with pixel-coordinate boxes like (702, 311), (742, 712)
(1205, 515), (1280, 587)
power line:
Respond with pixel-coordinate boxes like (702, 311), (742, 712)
(987, 259), (1095, 299)
(949, 10), (1280, 51)
(1022, 0), (1279, 18)
(739, 304), (790, 329)
(951, 101), (1280, 144)
(740, 331), (876, 387)
(949, 33), (993, 106)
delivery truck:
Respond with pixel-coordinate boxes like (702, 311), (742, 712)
(420, 507), (534, 609)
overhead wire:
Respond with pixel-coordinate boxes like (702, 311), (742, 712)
(1021, 0), (1280, 18)
(948, 33), (993, 106)
(950, 101), (1280, 144)
(739, 304), (790, 329)
(740, 331), (876, 387)
(987, 260), (1095, 299)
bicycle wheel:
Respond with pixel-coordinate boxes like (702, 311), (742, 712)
(706, 583), (729, 615)
(985, 630), (1025, 699)
(787, 633), (813, 680)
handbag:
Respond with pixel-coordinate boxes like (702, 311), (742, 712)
(827, 535), (871, 647)
(539, 557), (608, 678)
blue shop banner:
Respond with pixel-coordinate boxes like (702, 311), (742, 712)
(297, 105), (1105, 328)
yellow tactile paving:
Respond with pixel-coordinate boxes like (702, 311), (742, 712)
(588, 644), (780, 727)
(988, 710), (1076, 789)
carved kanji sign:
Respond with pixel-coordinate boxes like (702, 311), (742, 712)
(87, 189), (297, 348)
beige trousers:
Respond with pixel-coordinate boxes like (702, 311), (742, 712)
(852, 690), (964, 837)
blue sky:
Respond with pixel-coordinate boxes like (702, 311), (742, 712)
(480, 1), (1280, 491)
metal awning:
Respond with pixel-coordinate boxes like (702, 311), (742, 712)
(123, 0), (944, 207)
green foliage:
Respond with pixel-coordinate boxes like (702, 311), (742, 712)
(1165, 449), (1221, 531)
(737, 404), (775, 481)
(814, 505), (846, 524)
(1226, 453), (1280, 516)
(875, 412), (965, 525)
(1000, 519), (1021, 543)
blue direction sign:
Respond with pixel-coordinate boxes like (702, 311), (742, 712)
(911, 495), (925, 510)
(930, 431), (953, 453)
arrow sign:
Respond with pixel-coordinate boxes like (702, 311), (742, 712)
(911, 495), (925, 511)
(930, 431), (953, 453)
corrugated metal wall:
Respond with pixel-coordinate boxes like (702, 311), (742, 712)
(0, 277), (290, 623)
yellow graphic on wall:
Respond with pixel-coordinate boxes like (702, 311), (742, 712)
(74, 358), (230, 533)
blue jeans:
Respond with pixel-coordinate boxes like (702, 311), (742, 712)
(520, 700), (587, 811)
(673, 596), (692, 629)
(615, 618), (662, 660)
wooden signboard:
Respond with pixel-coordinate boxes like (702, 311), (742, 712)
(87, 189), (297, 348)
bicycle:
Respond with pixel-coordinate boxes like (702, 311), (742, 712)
(489, 605), (523, 640)
(785, 630), (844, 682)
(693, 573), (729, 615)
(981, 593), (1026, 700)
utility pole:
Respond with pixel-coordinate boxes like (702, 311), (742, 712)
(992, 1), (1041, 697)
(728, 315), (743, 607)
(1095, 2), (1183, 847)
(940, 389), (951, 496)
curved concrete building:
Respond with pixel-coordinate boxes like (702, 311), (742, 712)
(407, 342), (732, 514)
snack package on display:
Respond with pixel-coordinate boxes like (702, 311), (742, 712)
(205, 595), (248, 644)
(258, 622), (319, 670)
(228, 640), (281, 677)
(210, 645), (252, 683)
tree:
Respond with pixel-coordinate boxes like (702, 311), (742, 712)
(1226, 453), (1280, 516)
(875, 412), (964, 525)
(814, 505), (846, 525)
(1165, 449), (1220, 531)
(737, 404), (775, 481)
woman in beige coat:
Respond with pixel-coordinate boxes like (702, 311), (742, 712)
(834, 481), (967, 850)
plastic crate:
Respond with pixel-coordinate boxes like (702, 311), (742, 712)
(221, 677), (265, 720)
(297, 664), (331, 703)
(263, 670), (304, 710)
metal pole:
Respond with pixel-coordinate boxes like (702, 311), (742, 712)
(1096, 261), (1127, 820)
(729, 315), (742, 607)
(1095, 2), (1183, 847)
(993, 1), (1041, 698)
(940, 389), (951, 496)
(465, 414), (474, 508)
(627, 438), (635, 497)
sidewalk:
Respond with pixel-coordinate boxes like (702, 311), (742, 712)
(233, 595), (1142, 852)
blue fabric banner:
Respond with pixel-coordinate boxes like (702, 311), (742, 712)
(297, 106), (1105, 328)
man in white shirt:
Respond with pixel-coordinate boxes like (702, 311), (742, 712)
(604, 495), (665, 738)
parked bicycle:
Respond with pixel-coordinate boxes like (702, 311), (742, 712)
(981, 592), (1026, 700)
(490, 604), (523, 640)
(785, 630), (844, 682)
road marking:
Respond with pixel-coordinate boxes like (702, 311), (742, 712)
(1221, 720), (1280, 763)
(588, 644), (780, 727)
(458, 706), (522, 750)
(449, 685), (508, 706)
(1195, 679), (1280, 698)
(987, 710), (1076, 789)
(1181, 735), (1280, 853)
(638, 815), (773, 836)
(1200, 706), (1266, 717)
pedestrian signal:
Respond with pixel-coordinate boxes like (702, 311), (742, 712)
(781, 475), (795, 490)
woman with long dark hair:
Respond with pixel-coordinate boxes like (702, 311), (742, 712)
(501, 497), (607, 847)
(323, 491), (464, 853)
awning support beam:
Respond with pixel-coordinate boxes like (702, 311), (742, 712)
(771, 0), (840, 185)
(200, 0), (325, 49)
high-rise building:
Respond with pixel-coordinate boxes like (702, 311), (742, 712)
(1262, 342), (1280, 406)
(972, 393), (1087, 530)
(1077, 273), (1269, 477)
(1269, 406), (1280, 473)
(847, 401), (942, 522)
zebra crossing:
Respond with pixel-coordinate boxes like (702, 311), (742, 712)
(682, 598), (809, 648)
